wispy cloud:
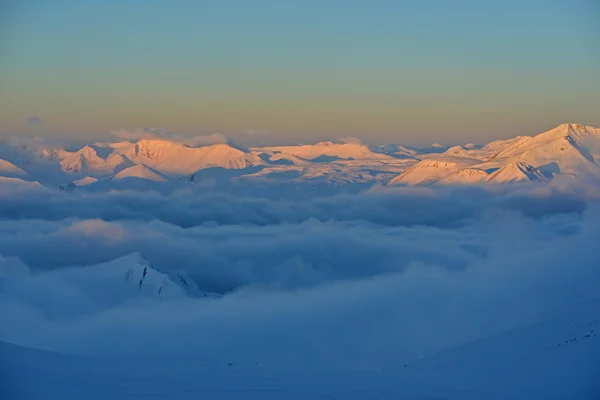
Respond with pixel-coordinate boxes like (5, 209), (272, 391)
(110, 128), (229, 146)
(22, 116), (44, 126)
(338, 136), (363, 144)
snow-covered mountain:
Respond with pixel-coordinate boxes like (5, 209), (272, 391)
(32, 140), (262, 178)
(2, 122), (600, 189)
(373, 144), (418, 159)
(56, 145), (128, 175)
(46, 253), (219, 301)
(111, 164), (170, 182)
(106, 140), (260, 175)
(389, 123), (600, 186)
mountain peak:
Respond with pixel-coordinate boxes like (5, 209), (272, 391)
(555, 122), (589, 132)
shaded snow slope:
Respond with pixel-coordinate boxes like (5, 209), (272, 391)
(1, 296), (598, 399)
(0, 177), (43, 189)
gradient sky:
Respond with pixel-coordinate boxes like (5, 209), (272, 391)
(0, 0), (598, 146)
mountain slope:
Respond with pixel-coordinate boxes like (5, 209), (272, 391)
(438, 167), (489, 184)
(388, 123), (600, 186)
(0, 158), (27, 176)
(486, 162), (547, 183)
(111, 164), (170, 182)
(388, 156), (481, 185)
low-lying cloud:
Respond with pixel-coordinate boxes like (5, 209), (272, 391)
(0, 184), (598, 368)
(338, 136), (363, 144)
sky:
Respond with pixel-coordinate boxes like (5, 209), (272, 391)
(0, 0), (598, 146)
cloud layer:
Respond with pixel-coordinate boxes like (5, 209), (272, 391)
(0, 184), (598, 368)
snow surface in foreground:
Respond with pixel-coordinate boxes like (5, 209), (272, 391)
(2, 297), (599, 400)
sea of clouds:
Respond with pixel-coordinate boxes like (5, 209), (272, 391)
(0, 183), (599, 368)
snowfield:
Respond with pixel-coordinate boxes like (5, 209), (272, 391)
(2, 297), (599, 399)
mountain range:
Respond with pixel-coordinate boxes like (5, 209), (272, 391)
(1, 123), (599, 190)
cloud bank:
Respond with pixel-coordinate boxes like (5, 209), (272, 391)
(0, 184), (598, 369)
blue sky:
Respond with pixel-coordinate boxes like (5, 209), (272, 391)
(0, 0), (598, 145)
